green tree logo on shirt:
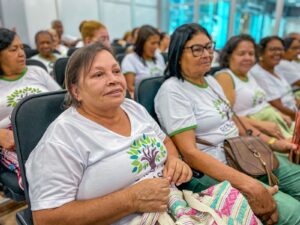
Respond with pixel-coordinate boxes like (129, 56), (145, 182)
(127, 134), (167, 174)
(6, 87), (42, 107)
(252, 91), (266, 107)
(213, 99), (231, 119)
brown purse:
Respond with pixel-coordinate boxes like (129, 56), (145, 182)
(196, 85), (279, 186)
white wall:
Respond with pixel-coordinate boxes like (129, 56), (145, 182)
(24, 0), (57, 47)
(0, 0), (159, 48)
(57, 0), (99, 38)
(0, 0), (30, 44)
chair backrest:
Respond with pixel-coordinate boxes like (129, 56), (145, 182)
(26, 59), (48, 72)
(115, 53), (126, 65)
(24, 49), (38, 58)
(11, 90), (67, 205)
(135, 76), (164, 123)
(53, 57), (69, 88)
(67, 47), (78, 57)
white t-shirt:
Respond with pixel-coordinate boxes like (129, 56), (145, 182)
(216, 69), (269, 116)
(56, 44), (68, 57)
(0, 66), (60, 129)
(31, 53), (62, 74)
(250, 64), (297, 111)
(155, 76), (239, 164)
(26, 99), (167, 225)
(121, 52), (166, 89)
(276, 59), (300, 85)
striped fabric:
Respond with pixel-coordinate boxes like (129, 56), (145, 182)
(0, 125), (23, 190)
(131, 181), (261, 225)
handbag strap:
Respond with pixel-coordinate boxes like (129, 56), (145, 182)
(207, 84), (253, 136)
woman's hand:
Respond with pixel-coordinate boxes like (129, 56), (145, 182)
(128, 178), (170, 212)
(163, 155), (192, 186)
(241, 179), (278, 224)
(252, 120), (284, 140)
(0, 128), (15, 150)
(281, 113), (292, 127)
(270, 139), (297, 153)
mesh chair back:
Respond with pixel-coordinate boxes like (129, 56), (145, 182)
(26, 59), (48, 72)
(135, 76), (164, 123)
(11, 90), (67, 205)
(53, 57), (69, 88)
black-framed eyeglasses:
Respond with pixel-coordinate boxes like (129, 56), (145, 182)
(184, 41), (216, 57)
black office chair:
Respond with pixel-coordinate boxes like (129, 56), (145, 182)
(11, 90), (67, 225)
(67, 47), (78, 57)
(135, 76), (165, 123)
(112, 44), (126, 55)
(0, 163), (25, 202)
(53, 57), (69, 88)
(115, 53), (126, 65)
(24, 49), (38, 59)
(26, 59), (48, 72)
(161, 52), (168, 64)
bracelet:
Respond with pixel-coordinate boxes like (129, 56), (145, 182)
(267, 137), (277, 146)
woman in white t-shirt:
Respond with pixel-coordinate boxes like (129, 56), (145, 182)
(250, 36), (298, 119)
(155, 23), (300, 225)
(276, 37), (300, 88)
(215, 35), (294, 139)
(0, 28), (60, 188)
(122, 25), (166, 97)
(26, 42), (193, 224)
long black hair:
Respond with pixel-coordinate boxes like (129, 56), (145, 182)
(165, 23), (211, 80)
(134, 25), (160, 65)
(0, 28), (17, 74)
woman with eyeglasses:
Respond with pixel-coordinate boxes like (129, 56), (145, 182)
(121, 25), (165, 98)
(215, 35), (294, 140)
(155, 23), (300, 225)
(249, 36), (298, 120)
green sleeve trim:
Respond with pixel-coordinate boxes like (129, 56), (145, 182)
(0, 67), (28, 81)
(123, 72), (136, 76)
(169, 125), (197, 137)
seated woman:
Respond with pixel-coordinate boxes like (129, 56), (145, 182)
(121, 25), (166, 97)
(79, 20), (110, 48)
(31, 30), (62, 75)
(0, 28), (60, 188)
(215, 34), (294, 139)
(26, 42), (193, 224)
(276, 37), (300, 89)
(155, 23), (300, 225)
(249, 36), (298, 119)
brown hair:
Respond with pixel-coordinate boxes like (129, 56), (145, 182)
(64, 41), (113, 107)
(80, 20), (106, 40)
